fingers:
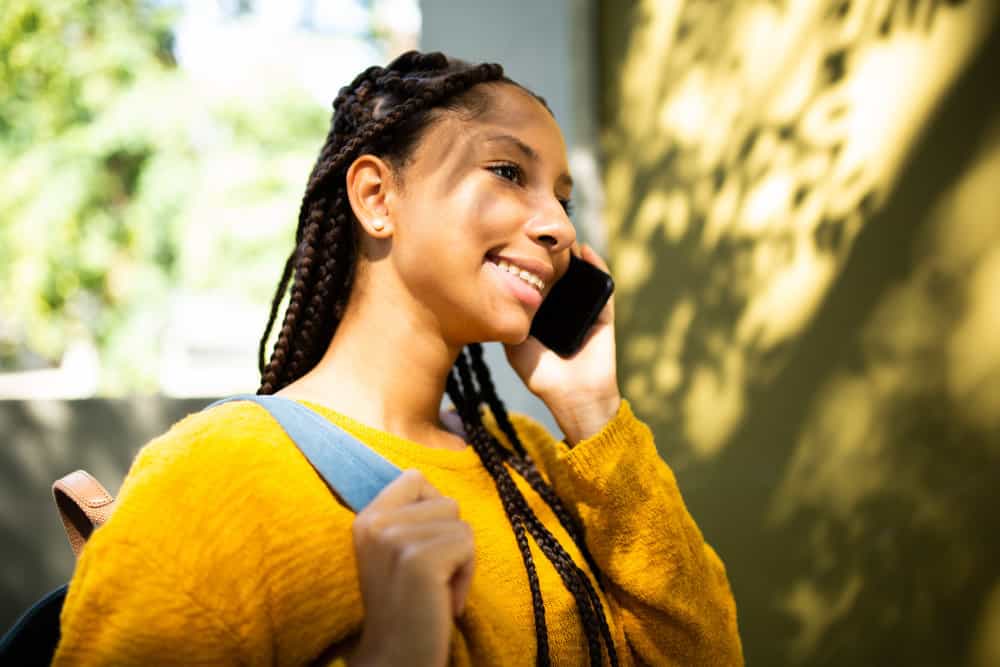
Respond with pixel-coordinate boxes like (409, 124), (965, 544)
(356, 472), (455, 536)
(353, 469), (475, 620)
(580, 243), (611, 273)
(366, 518), (476, 616)
(580, 244), (615, 323)
(350, 469), (475, 663)
(375, 496), (460, 526)
(451, 548), (476, 616)
(366, 469), (442, 513)
(354, 470), (449, 565)
(374, 520), (470, 551)
(407, 528), (475, 614)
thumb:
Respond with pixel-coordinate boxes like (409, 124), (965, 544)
(451, 552), (475, 616)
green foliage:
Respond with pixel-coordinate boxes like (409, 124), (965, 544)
(0, 0), (329, 391)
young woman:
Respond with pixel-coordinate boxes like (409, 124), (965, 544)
(53, 51), (742, 666)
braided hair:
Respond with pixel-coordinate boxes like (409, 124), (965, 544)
(257, 51), (618, 666)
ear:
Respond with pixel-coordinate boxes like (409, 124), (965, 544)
(346, 154), (397, 239)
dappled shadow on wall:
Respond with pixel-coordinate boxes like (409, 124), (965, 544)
(602, 1), (999, 665)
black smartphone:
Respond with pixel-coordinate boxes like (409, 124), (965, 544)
(529, 253), (614, 357)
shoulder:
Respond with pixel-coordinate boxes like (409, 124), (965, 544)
(61, 400), (361, 661)
(80, 398), (356, 589)
(119, 400), (291, 495)
(110, 399), (355, 537)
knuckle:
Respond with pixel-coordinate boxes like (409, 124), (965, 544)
(458, 522), (475, 549)
(402, 468), (425, 484)
(376, 523), (405, 549)
(398, 543), (431, 574)
(352, 514), (373, 540)
(439, 497), (460, 516)
(353, 510), (384, 539)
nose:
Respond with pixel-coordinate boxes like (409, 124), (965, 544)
(526, 197), (576, 253)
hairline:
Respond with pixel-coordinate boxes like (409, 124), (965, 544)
(386, 81), (558, 190)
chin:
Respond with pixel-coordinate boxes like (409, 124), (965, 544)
(481, 313), (533, 346)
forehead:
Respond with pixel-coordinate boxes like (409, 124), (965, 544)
(468, 82), (558, 130)
(417, 83), (569, 167)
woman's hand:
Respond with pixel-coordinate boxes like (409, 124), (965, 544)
(504, 243), (622, 445)
(349, 469), (475, 667)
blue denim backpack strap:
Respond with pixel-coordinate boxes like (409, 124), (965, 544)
(205, 394), (402, 512)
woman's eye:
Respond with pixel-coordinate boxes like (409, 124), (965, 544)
(489, 164), (523, 184)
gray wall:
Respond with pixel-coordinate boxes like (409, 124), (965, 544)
(0, 398), (206, 630)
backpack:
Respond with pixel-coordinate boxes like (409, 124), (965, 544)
(0, 394), (411, 666)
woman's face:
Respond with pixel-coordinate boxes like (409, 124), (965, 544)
(385, 82), (577, 347)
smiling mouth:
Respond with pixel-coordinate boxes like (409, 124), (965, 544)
(485, 256), (546, 293)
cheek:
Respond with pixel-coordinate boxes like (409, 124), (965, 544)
(393, 179), (529, 298)
(463, 187), (528, 247)
(422, 187), (521, 260)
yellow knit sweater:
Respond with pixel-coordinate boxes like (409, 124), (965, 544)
(53, 398), (743, 666)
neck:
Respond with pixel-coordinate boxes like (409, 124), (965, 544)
(276, 265), (465, 444)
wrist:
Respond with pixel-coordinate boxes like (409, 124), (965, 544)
(547, 391), (621, 446)
(349, 630), (394, 667)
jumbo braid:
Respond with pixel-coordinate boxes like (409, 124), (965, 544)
(257, 250), (295, 375)
(259, 217), (321, 393)
(274, 65), (464, 379)
(295, 189), (355, 373)
(516, 487), (619, 667)
(467, 343), (609, 595)
(259, 54), (505, 393)
(451, 349), (617, 667)
(446, 371), (551, 667)
(458, 352), (609, 667)
(304, 63), (503, 201)
(466, 345), (618, 664)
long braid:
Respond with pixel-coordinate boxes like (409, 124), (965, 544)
(452, 349), (618, 666)
(446, 371), (551, 667)
(257, 50), (619, 664)
(260, 216), (322, 393)
(467, 345), (618, 664)
(516, 488), (619, 667)
(467, 343), (608, 594)
(258, 249), (295, 375)
(458, 352), (609, 667)
(259, 55), (504, 393)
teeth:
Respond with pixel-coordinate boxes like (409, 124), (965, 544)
(495, 259), (545, 292)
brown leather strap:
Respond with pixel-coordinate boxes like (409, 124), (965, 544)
(52, 470), (117, 558)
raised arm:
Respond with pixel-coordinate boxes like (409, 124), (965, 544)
(509, 401), (744, 666)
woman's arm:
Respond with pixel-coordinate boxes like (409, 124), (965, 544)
(54, 537), (250, 665)
(503, 244), (742, 664)
(510, 401), (744, 666)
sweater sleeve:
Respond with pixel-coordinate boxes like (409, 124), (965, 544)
(52, 403), (363, 667)
(510, 399), (744, 666)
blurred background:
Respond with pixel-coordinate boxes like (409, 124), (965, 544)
(1, 0), (998, 665)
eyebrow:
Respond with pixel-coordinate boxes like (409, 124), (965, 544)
(484, 133), (574, 189)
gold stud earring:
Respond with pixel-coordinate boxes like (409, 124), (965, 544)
(372, 219), (385, 231)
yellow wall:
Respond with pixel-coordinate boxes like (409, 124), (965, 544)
(599, 1), (1000, 664)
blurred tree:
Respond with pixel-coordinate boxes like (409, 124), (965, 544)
(0, 0), (329, 391)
